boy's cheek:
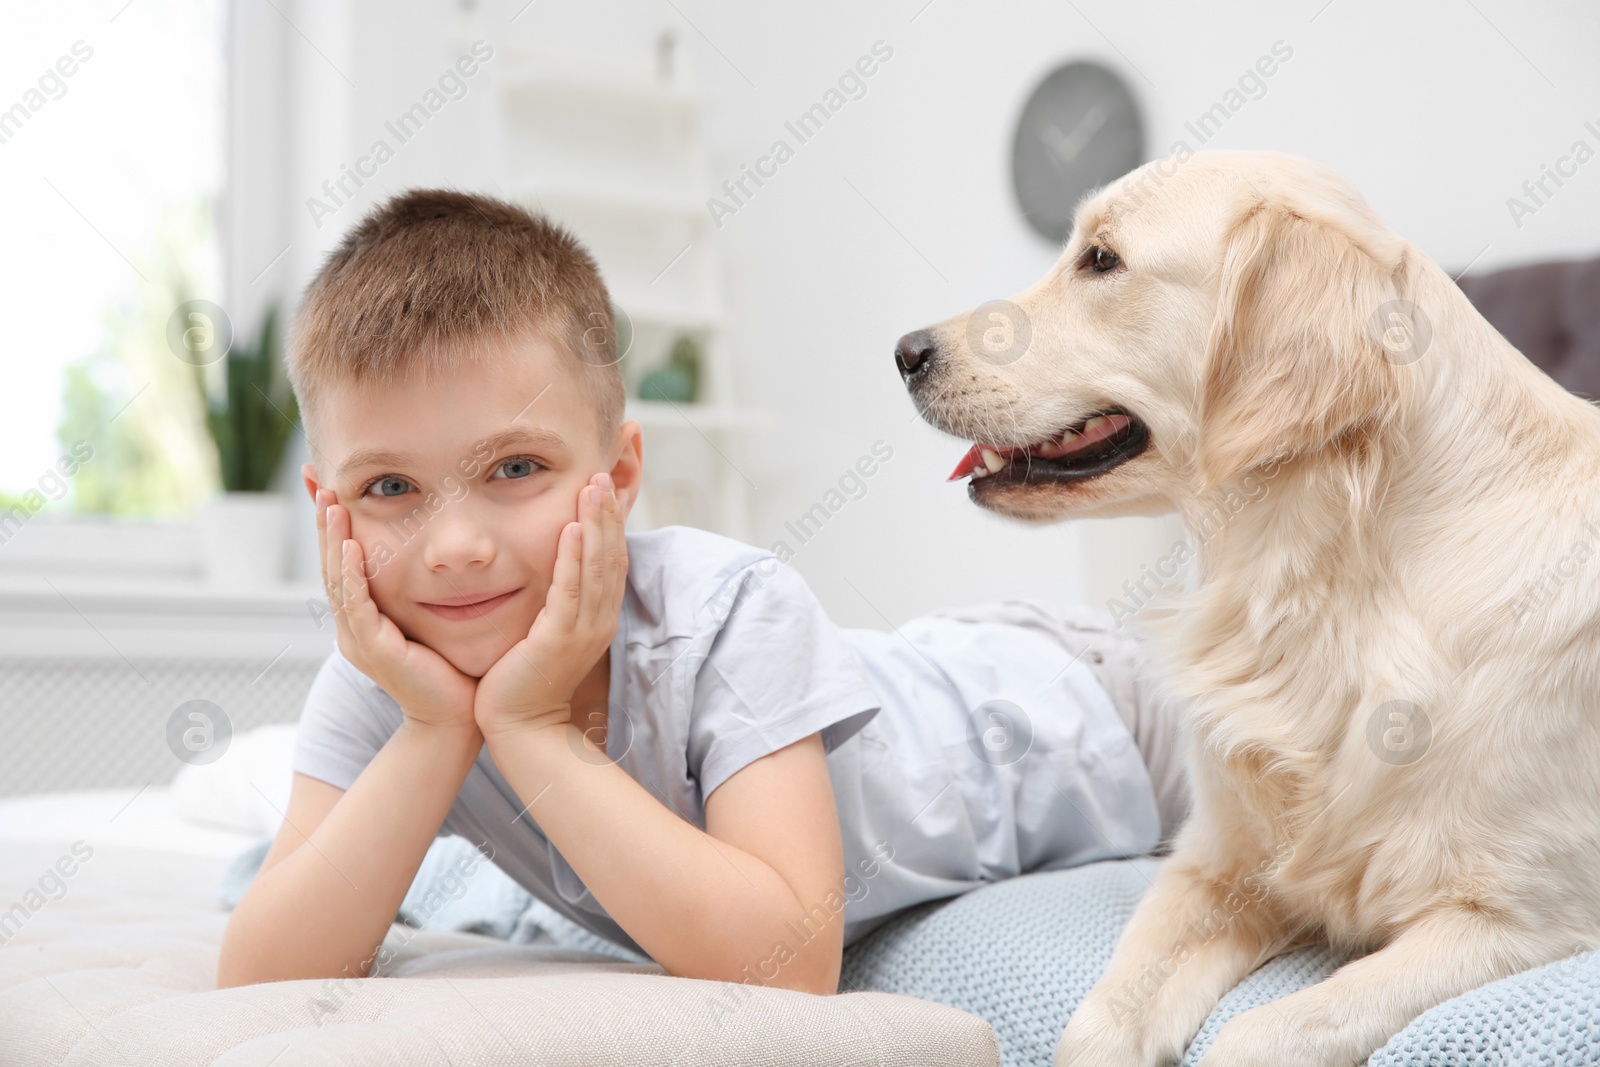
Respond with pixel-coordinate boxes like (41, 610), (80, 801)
(347, 513), (413, 573)
(507, 507), (569, 583)
(366, 573), (402, 618)
(356, 537), (409, 617)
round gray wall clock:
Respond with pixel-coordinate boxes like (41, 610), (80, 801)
(1011, 61), (1144, 244)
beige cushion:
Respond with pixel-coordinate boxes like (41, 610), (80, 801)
(0, 841), (998, 1066)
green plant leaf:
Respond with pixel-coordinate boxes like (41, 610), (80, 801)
(194, 301), (299, 492)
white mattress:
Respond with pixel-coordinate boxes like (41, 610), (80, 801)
(0, 784), (263, 859)
(0, 732), (1000, 1064)
(0, 830), (997, 1066)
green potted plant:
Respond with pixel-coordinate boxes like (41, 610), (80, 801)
(191, 303), (300, 586)
(637, 333), (702, 404)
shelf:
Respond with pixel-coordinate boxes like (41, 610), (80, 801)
(613, 291), (721, 331)
(623, 401), (771, 432)
(513, 180), (705, 224)
(497, 48), (701, 115)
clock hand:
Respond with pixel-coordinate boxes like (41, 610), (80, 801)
(1041, 103), (1111, 171)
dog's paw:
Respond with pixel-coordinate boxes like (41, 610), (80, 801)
(1053, 997), (1170, 1067)
(1199, 1005), (1331, 1067)
(1053, 1027), (1137, 1067)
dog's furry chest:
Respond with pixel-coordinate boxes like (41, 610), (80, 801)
(1199, 733), (1390, 949)
(1168, 611), (1408, 950)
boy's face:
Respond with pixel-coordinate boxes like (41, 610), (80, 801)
(303, 329), (640, 678)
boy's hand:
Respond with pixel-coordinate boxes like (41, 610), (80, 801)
(474, 473), (628, 740)
(317, 489), (480, 733)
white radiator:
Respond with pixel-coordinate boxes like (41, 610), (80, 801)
(0, 573), (334, 797)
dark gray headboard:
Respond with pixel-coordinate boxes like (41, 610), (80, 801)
(1456, 255), (1600, 401)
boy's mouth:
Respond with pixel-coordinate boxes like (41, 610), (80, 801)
(418, 586), (524, 621)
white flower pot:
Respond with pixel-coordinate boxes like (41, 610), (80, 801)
(197, 492), (291, 587)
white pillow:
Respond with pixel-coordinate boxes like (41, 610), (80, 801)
(170, 722), (298, 838)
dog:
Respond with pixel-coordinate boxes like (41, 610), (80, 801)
(896, 149), (1600, 1066)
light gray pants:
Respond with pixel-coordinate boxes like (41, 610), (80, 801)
(925, 599), (1193, 855)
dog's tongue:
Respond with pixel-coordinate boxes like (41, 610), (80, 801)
(947, 444), (990, 481)
(946, 414), (1133, 481)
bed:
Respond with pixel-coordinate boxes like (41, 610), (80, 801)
(6, 770), (1600, 1066)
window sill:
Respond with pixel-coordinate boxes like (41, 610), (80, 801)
(0, 515), (332, 660)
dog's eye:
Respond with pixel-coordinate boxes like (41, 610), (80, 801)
(1088, 246), (1121, 274)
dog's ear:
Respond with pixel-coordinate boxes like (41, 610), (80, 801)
(1197, 203), (1406, 490)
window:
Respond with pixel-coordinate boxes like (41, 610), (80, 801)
(0, 0), (226, 520)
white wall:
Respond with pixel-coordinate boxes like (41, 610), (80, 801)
(236, 0), (1600, 627)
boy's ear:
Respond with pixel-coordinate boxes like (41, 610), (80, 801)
(301, 461), (323, 503)
(1197, 203), (1406, 490)
(607, 421), (644, 520)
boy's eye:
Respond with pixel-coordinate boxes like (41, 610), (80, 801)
(367, 475), (416, 498)
(491, 457), (542, 480)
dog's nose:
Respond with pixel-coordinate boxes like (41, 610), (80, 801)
(895, 329), (938, 379)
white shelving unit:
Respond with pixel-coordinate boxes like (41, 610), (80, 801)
(490, 25), (767, 542)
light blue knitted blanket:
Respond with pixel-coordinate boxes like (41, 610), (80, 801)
(839, 857), (1600, 1066)
(220, 834), (647, 964)
(220, 838), (1600, 1065)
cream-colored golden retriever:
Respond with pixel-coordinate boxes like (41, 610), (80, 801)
(896, 149), (1600, 1066)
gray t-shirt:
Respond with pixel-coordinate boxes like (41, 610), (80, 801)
(293, 525), (1158, 955)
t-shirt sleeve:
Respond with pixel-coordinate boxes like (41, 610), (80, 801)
(291, 651), (454, 838)
(687, 558), (881, 799)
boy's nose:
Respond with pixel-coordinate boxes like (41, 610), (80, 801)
(419, 507), (495, 571)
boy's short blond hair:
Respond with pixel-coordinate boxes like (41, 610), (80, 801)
(287, 188), (624, 449)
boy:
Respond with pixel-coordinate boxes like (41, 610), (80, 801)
(216, 189), (1190, 996)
